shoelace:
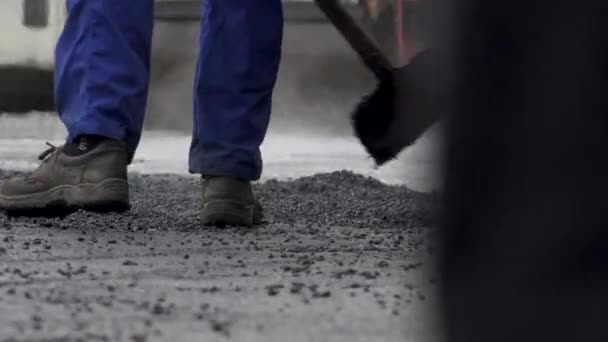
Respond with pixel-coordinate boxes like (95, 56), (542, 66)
(38, 142), (58, 161)
(23, 143), (59, 182)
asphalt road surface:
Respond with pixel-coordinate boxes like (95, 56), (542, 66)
(0, 170), (441, 342)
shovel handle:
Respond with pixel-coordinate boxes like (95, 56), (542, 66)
(314, 0), (392, 79)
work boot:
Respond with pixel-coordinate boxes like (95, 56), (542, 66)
(0, 138), (129, 214)
(200, 176), (263, 227)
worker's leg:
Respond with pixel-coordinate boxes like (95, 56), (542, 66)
(55, 0), (154, 156)
(0, 0), (153, 213)
(189, 0), (283, 181)
(189, 0), (282, 226)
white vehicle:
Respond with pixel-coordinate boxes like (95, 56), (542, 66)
(0, 0), (66, 112)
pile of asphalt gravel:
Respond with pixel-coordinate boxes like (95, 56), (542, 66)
(0, 169), (440, 340)
(0, 169), (435, 232)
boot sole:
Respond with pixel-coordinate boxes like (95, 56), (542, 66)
(201, 201), (262, 227)
(0, 178), (129, 216)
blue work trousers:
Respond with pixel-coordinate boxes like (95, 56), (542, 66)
(55, 0), (283, 180)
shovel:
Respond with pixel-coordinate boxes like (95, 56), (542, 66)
(314, 0), (440, 166)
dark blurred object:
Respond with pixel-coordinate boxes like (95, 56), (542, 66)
(441, 1), (608, 342)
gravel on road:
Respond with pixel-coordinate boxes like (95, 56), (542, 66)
(0, 169), (441, 342)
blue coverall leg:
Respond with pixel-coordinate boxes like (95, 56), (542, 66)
(54, 0), (283, 181)
(55, 0), (153, 157)
(189, 1), (283, 180)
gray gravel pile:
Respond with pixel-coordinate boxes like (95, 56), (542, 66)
(0, 169), (435, 232)
(0, 169), (440, 341)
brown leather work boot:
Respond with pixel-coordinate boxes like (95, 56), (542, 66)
(200, 176), (263, 227)
(0, 139), (129, 214)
